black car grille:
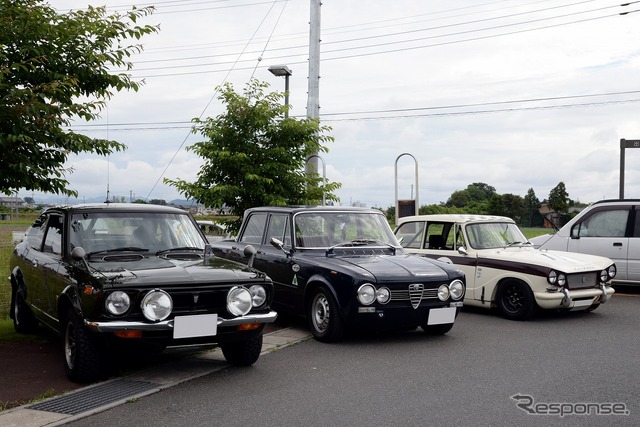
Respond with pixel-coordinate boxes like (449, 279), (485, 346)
(169, 288), (228, 315)
(566, 272), (599, 290)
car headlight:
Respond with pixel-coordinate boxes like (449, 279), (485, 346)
(608, 264), (617, 280)
(449, 280), (464, 300)
(105, 291), (130, 315)
(249, 284), (267, 307)
(227, 286), (253, 316)
(547, 270), (558, 285)
(599, 269), (609, 282)
(557, 273), (567, 287)
(357, 284), (376, 305)
(438, 284), (450, 301)
(376, 287), (390, 304)
(141, 290), (173, 322)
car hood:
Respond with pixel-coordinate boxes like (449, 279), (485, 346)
(88, 255), (265, 286)
(476, 247), (612, 272)
(320, 253), (457, 282)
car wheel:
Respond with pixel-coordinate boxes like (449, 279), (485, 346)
(497, 280), (537, 321)
(220, 334), (263, 366)
(12, 289), (37, 333)
(307, 286), (344, 342)
(63, 308), (103, 383)
(422, 322), (454, 335)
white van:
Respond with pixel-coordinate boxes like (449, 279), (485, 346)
(530, 199), (640, 286)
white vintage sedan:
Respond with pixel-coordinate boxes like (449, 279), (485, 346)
(394, 214), (616, 320)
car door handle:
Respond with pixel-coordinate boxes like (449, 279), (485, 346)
(613, 242), (623, 247)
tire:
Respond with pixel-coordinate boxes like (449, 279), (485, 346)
(220, 334), (263, 366)
(497, 280), (537, 321)
(12, 289), (38, 333)
(307, 286), (344, 342)
(63, 309), (104, 383)
(422, 322), (454, 335)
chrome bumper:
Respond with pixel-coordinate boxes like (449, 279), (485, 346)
(559, 284), (612, 308)
(84, 310), (278, 333)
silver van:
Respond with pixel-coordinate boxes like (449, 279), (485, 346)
(530, 199), (640, 286)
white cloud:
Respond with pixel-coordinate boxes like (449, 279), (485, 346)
(20, 0), (640, 209)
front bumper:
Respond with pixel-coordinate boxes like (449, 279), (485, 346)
(84, 310), (278, 333)
(534, 284), (614, 310)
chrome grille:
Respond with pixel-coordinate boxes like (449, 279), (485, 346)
(567, 272), (598, 289)
(389, 287), (439, 302)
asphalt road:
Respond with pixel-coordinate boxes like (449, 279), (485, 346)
(65, 294), (639, 427)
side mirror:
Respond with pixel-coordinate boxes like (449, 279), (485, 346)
(71, 246), (86, 260)
(270, 237), (292, 257)
(457, 246), (468, 255)
(244, 245), (257, 269)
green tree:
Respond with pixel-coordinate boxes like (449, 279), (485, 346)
(548, 182), (570, 214)
(523, 188), (542, 227)
(0, 1), (158, 197)
(489, 193), (525, 223)
(165, 80), (341, 232)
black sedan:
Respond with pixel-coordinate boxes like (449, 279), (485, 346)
(211, 206), (466, 342)
(9, 203), (277, 382)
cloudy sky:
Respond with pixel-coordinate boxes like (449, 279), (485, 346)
(25, 0), (640, 208)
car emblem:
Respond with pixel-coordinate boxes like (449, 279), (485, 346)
(193, 294), (199, 304)
(408, 284), (424, 309)
(292, 264), (300, 273)
(582, 276), (586, 284)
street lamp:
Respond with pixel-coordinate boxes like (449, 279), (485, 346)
(268, 65), (292, 118)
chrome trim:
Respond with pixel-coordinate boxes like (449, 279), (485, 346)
(84, 310), (278, 333)
(599, 284), (610, 304)
(560, 287), (571, 308)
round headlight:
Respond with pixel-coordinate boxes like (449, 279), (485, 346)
(376, 287), (390, 304)
(249, 284), (267, 307)
(141, 290), (173, 322)
(449, 280), (465, 300)
(357, 284), (376, 305)
(105, 291), (130, 315)
(227, 286), (252, 316)
(608, 264), (617, 280)
(557, 273), (567, 287)
(438, 284), (450, 301)
(599, 269), (609, 282)
(547, 270), (558, 285)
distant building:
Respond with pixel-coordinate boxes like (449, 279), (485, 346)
(0, 196), (24, 209)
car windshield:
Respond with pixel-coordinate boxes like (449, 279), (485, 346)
(70, 211), (205, 255)
(465, 222), (527, 249)
(293, 211), (399, 248)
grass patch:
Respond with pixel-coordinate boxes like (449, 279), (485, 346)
(521, 227), (552, 239)
(0, 319), (48, 343)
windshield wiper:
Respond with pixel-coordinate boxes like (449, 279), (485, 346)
(156, 247), (203, 255)
(326, 239), (396, 255)
(87, 247), (148, 258)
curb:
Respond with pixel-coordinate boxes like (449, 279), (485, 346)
(0, 327), (311, 427)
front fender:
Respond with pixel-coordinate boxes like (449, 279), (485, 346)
(304, 274), (346, 319)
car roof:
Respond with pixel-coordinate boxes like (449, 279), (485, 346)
(245, 206), (384, 215)
(397, 214), (515, 225)
(42, 203), (189, 215)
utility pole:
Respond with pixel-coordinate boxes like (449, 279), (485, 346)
(306, 0), (321, 176)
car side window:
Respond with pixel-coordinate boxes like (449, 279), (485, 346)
(425, 223), (447, 249)
(26, 214), (47, 251)
(43, 214), (63, 255)
(395, 222), (425, 249)
(239, 213), (267, 244)
(266, 214), (291, 246)
(574, 209), (628, 237)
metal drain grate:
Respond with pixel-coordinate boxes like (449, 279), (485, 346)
(28, 379), (159, 415)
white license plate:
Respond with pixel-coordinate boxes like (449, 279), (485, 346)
(173, 314), (218, 339)
(427, 307), (456, 325)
